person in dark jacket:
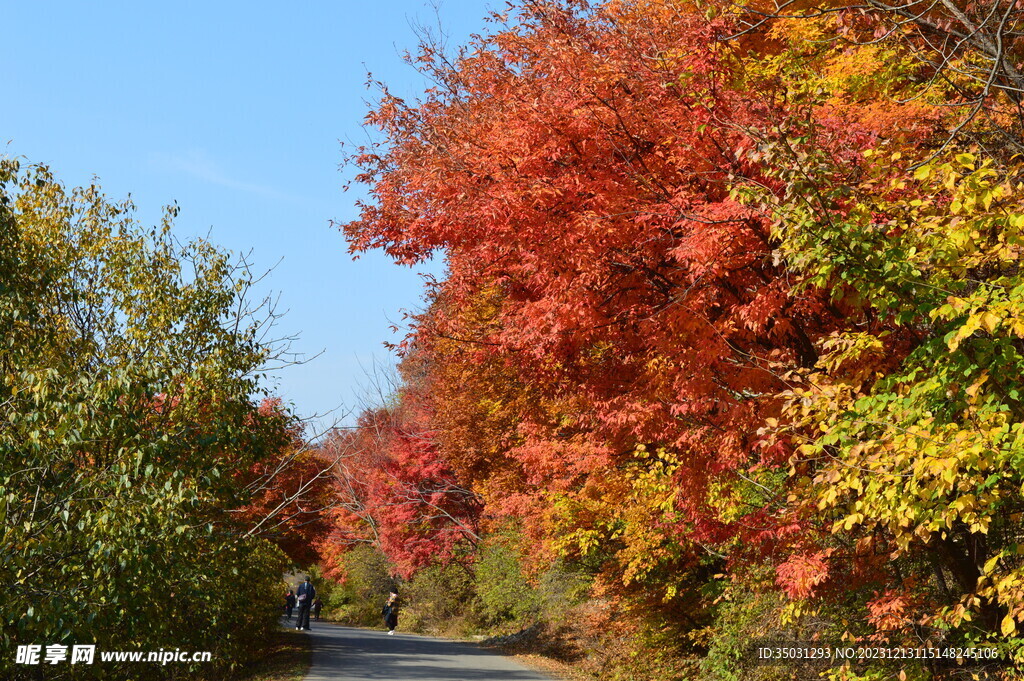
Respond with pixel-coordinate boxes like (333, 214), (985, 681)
(295, 577), (317, 630)
(312, 597), (323, 621)
(381, 591), (399, 635)
(284, 590), (296, 620)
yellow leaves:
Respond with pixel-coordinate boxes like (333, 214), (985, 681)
(552, 526), (603, 558)
(549, 447), (686, 587)
(798, 366), (1011, 559)
(964, 372), (989, 400)
(1001, 613), (1016, 636)
(779, 599), (819, 626)
(818, 484), (839, 510)
(946, 289), (1024, 350)
(766, 14), (827, 46)
(950, 493), (976, 513)
(891, 152), (1021, 291)
(945, 597), (979, 628)
(823, 42), (885, 92)
(956, 152), (977, 169)
(980, 312), (1000, 334)
(963, 504), (992, 535)
(948, 314), (982, 351)
(839, 513), (864, 532)
(817, 332), (887, 374)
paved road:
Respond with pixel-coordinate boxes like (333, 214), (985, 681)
(298, 620), (555, 681)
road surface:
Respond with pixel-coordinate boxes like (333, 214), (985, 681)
(300, 620), (556, 681)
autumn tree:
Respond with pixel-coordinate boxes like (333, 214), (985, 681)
(335, 0), (1024, 675)
(735, 0), (1024, 152)
(341, 0), (843, 652)
(320, 378), (482, 580)
(233, 397), (335, 566)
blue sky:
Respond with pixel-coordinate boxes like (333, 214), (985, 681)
(3, 1), (497, 425)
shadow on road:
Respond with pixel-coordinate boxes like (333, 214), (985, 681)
(301, 621), (554, 681)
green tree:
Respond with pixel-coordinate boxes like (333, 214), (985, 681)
(475, 539), (541, 627)
(0, 159), (289, 680)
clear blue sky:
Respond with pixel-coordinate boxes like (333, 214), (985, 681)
(3, 1), (496, 425)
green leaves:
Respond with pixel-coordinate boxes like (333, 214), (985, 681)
(768, 144), (1024, 650)
(0, 162), (288, 679)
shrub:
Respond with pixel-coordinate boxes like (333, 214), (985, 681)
(402, 562), (481, 636)
(327, 545), (394, 627)
(476, 541), (541, 627)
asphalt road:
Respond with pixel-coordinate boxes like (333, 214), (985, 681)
(299, 620), (555, 681)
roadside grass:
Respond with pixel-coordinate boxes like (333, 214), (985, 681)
(228, 628), (311, 681)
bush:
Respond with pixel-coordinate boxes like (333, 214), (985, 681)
(476, 541), (541, 627)
(402, 562), (481, 636)
(326, 545), (394, 627)
(536, 560), (592, 622)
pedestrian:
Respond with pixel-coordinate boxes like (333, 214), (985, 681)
(284, 590), (296, 620)
(381, 591), (399, 635)
(295, 576), (316, 631)
(312, 597), (323, 621)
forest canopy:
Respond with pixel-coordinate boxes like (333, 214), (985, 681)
(325, 0), (1024, 678)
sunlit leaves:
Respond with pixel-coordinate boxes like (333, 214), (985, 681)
(771, 143), (1024, 653)
(337, 0), (1024, 672)
(0, 160), (288, 680)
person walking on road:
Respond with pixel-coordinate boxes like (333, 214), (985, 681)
(295, 576), (317, 631)
(312, 597), (323, 621)
(381, 591), (399, 635)
(284, 590), (296, 620)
